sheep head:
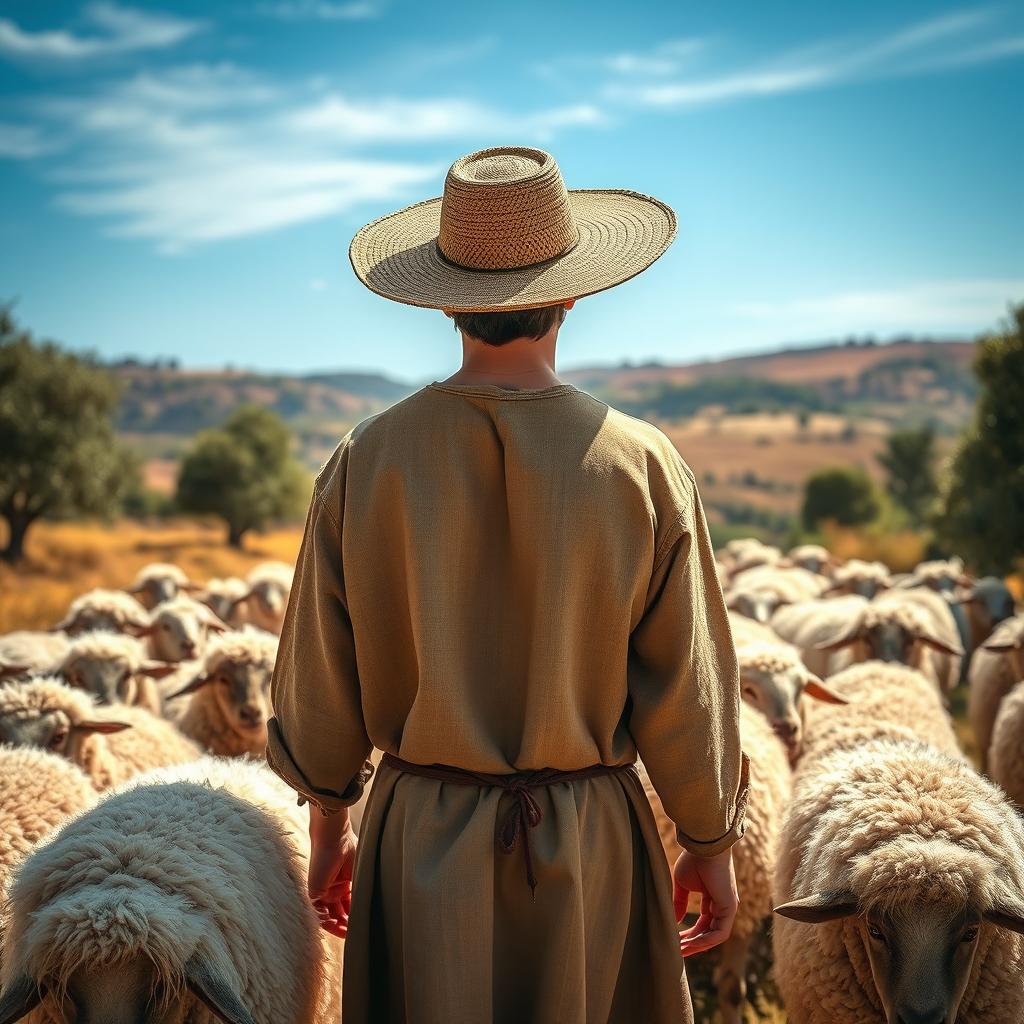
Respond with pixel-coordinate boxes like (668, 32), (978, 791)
(131, 598), (228, 662)
(775, 838), (1024, 1024)
(60, 634), (177, 707)
(815, 606), (963, 668)
(726, 588), (788, 625)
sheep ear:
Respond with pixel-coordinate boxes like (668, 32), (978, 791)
(804, 674), (848, 705)
(0, 974), (43, 1024)
(124, 622), (154, 638)
(74, 719), (132, 736)
(985, 902), (1024, 935)
(774, 891), (858, 923)
(185, 955), (256, 1024)
(814, 621), (863, 652)
(139, 660), (179, 680)
(915, 630), (964, 657)
(123, 583), (146, 596)
(982, 640), (1021, 654)
(0, 663), (31, 681)
(168, 674), (213, 699)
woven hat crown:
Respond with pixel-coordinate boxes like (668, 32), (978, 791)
(437, 147), (579, 272)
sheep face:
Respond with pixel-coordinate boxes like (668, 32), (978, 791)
(727, 589), (783, 624)
(233, 580), (289, 633)
(131, 575), (180, 609)
(776, 891), (987, 1024)
(174, 656), (272, 742)
(817, 610), (962, 670)
(141, 602), (225, 662)
(0, 707), (128, 760)
(62, 652), (175, 707)
(62, 608), (129, 637)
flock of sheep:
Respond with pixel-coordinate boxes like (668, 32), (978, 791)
(0, 544), (1022, 1022)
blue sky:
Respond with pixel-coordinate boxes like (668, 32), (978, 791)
(0, 0), (1021, 384)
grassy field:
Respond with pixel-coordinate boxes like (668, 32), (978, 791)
(0, 519), (304, 633)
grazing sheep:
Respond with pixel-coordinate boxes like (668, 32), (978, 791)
(952, 577), (1017, 683)
(796, 661), (962, 770)
(770, 595), (870, 678)
(786, 544), (838, 576)
(137, 594), (228, 663)
(806, 590), (963, 692)
(641, 704), (791, 1024)
(50, 588), (149, 637)
(736, 639), (847, 762)
(990, 681), (1024, 810)
(166, 628), (278, 758)
(198, 576), (249, 624)
(823, 559), (893, 599)
(0, 633), (69, 682)
(970, 614), (1024, 772)
(897, 557), (969, 594)
(58, 631), (176, 715)
(728, 611), (779, 648)
(0, 678), (201, 791)
(727, 543), (785, 580)
(0, 757), (339, 1024)
(124, 562), (195, 610)
(726, 566), (828, 624)
(228, 562), (293, 635)
(773, 739), (1024, 1024)
(0, 746), (96, 901)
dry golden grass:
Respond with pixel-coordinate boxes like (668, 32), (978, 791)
(0, 519), (304, 632)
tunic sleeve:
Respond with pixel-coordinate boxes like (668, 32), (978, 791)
(266, 443), (373, 816)
(628, 471), (749, 858)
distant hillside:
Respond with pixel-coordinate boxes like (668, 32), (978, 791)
(113, 338), (978, 476)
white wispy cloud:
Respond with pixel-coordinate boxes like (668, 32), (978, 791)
(0, 3), (203, 62)
(534, 37), (707, 82)
(12, 61), (602, 252)
(0, 121), (57, 158)
(602, 9), (1021, 109)
(735, 279), (1024, 334)
(255, 0), (381, 21)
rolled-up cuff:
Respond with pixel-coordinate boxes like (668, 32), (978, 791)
(266, 717), (374, 816)
(675, 750), (751, 858)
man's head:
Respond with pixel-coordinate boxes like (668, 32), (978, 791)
(448, 301), (573, 347)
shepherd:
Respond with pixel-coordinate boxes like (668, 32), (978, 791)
(267, 145), (750, 1023)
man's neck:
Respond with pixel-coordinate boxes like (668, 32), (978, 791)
(442, 328), (563, 389)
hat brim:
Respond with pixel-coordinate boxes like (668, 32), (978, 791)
(349, 189), (677, 313)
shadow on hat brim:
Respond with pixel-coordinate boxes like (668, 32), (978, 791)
(348, 189), (677, 313)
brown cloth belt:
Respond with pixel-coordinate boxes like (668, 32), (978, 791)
(380, 752), (638, 899)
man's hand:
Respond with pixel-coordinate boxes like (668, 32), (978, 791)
(672, 847), (739, 958)
(308, 807), (357, 939)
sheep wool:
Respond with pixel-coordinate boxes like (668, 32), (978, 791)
(968, 613), (1024, 772)
(990, 680), (1024, 809)
(51, 588), (150, 636)
(0, 758), (336, 1024)
(0, 632), (69, 682)
(0, 746), (96, 900)
(774, 740), (1024, 1023)
(59, 631), (165, 715)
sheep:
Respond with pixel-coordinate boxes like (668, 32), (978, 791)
(198, 575), (250, 624)
(0, 678), (201, 791)
(640, 703), (791, 1024)
(770, 595), (871, 678)
(227, 561), (293, 635)
(796, 660), (963, 770)
(0, 747), (96, 902)
(990, 681), (1024, 810)
(823, 559), (893, 599)
(773, 739), (1024, 1023)
(968, 613), (1024, 772)
(57, 631), (176, 716)
(786, 544), (838, 576)
(135, 594), (229, 663)
(165, 627), (278, 758)
(725, 565), (828, 624)
(735, 639), (847, 762)
(0, 756), (340, 1024)
(124, 562), (196, 610)
(800, 590), (963, 692)
(727, 543), (785, 580)
(0, 632), (69, 682)
(896, 556), (969, 594)
(728, 610), (779, 648)
(49, 588), (149, 637)
(951, 576), (1017, 685)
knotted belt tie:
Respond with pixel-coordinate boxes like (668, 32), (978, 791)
(380, 752), (637, 899)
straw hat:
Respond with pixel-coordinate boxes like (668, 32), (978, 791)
(349, 146), (676, 312)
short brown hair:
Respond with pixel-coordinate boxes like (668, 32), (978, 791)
(450, 304), (568, 347)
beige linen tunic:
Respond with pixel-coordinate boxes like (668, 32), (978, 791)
(267, 379), (748, 1024)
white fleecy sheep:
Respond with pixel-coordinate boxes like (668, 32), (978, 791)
(967, 613), (1024, 771)
(725, 565), (828, 624)
(198, 576), (250, 624)
(135, 594), (229, 663)
(770, 595), (870, 679)
(227, 562), (293, 635)
(58, 631), (176, 715)
(165, 627), (279, 758)
(990, 680), (1024, 810)
(0, 746), (96, 903)
(0, 632), (69, 682)
(950, 576), (1017, 685)
(0, 757), (341, 1024)
(50, 588), (150, 637)
(640, 703), (791, 1024)
(786, 544), (839, 576)
(773, 739), (1024, 1024)
(822, 559), (893, 599)
(0, 678), (201, 791)
(896, 557), (969, 594)
(124, 562), (196, 610)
